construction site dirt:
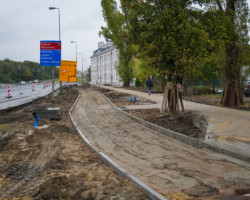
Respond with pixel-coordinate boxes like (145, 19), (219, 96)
(1, 85), (250, 200)
(73, 87), (250, 199)
(96, 88), (207, 139)
(0, 86), (149, 200)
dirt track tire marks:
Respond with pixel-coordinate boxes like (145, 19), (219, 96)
(0, 129), (60, 198)
(72, 88), (250, 199)
(0, 87), (151, 200)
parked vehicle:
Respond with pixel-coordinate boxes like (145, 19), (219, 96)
(19, 81), (26, 85)
(243, 80), (250, 97)
(32, 80), (39, 83)
(215, 88), (223, 94)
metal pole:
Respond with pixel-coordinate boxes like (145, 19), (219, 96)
(49, 7), (61, 98)
(71, 41), (77, 85)
(79, 53), (84, 85)
(52, 66), (54, 100)
(19, 65), (21, 84)
(58, 8), (63, 94)
(38, 68), (40, 83)
(58, 8), (61, 41)
(75, 42), (77, 85)
(83, 59), (85, 84)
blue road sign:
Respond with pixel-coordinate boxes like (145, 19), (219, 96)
(40, 41), (61, 66)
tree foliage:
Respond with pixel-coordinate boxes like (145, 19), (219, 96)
(197, 0), (249, 107)
(0, 59), (59, 83)
(128, 0), (211, 85)
(86, 66), (91, 82)
(100, 0), (135, 86)
(133, 57), (157, 87)
(125, 0), (213, 112)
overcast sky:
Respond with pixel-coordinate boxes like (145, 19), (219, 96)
(0, 0), (106, 71)
(0, 0), (250, 72)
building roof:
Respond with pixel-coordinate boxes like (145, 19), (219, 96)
(90, 43), (116, 59)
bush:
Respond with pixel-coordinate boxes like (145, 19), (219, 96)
(135, 78), (141, 87)
(195, 85), (213, 95)
(185, 85), (213, 96)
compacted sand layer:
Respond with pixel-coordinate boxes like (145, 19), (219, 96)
(72, 88), (250, 199)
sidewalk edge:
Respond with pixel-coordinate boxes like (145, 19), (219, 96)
(69, 88), (167, 200)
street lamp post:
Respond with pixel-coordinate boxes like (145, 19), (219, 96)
(49, 7), (61, 40)
(38, 68), (40, 83)
(18, 65), (21, 84)
(71, 41), (77, 85)
(49, 6), (62, 96)
(70, 41), (77, 61)
(78, 53), (84, 85)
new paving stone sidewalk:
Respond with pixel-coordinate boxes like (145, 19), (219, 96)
(98, 85), (250, 156)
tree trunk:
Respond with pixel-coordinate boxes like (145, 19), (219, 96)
(221, 44), (244, 107)
(124, 82), (130, 87)
(161, 82), (184, 114)
(221, 78), (243, 107)
(221, 1), (244, 108)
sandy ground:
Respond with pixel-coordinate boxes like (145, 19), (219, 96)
(72, 88), (250, 199)
(98, 85), (250, 157)
(96, 88), (207, 139)
(0, 86), (149, 199)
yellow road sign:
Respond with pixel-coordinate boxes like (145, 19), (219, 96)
(59, 60), (77, 82)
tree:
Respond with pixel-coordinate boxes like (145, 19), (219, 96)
(87, 66), (91, 82)
(0, 59), (58, 83)
(197, 0), (249, 107)
(128, 0), (211, 113)
(100, 0), (135, 87)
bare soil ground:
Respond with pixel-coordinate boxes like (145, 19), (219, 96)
(120, 86), (250, 111)
(183, 95), (250, 111)
(0, 86), (149, 200)
(96, 87), (207, 139)
(95, 87), (156, 107)
(72, 87), (250, 199)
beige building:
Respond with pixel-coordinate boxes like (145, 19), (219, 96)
(90, 41), (123, 86)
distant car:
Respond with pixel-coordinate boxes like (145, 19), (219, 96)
(215, 88), (223, 94)
(243, 80), (250, 97)
(33, 80), (39, 83)
(19, 81), (26, 85)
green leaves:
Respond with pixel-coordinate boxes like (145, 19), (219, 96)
(100, 0), (135, 86)
(0, 59), (57, 83)
(128, 0), (211, 83)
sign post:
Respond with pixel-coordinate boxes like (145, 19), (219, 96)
(40, 41), (61, 100)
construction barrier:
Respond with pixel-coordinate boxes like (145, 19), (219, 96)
(6, 86), (12, 98)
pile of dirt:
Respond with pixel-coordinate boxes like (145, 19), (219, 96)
(0, 86), (149, 199)
(125, 108), (207, 139)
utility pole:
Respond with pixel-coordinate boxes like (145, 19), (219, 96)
(19, 65), (21, 84)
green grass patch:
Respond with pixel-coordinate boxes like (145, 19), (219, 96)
(0, 124), (9, 132)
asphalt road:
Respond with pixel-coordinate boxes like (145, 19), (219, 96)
(0, 82), (60, 110)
